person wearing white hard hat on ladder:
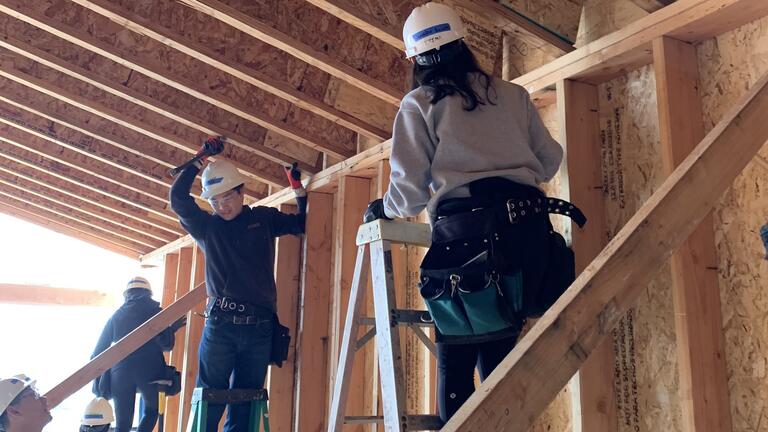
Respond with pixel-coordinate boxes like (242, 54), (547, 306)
(0, 375), (51, 432)
(80, 397), (114, 432)
(169, 138), (307, 431)
(364, 2), (584, 423)
(91, 277), (185, 432)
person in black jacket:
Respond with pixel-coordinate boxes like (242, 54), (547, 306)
(169, 147), (306, 432)
(91, 277), (184, 432)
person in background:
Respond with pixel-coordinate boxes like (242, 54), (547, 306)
(79, 397), (113, 432)
(0, 374), (52, 432)
(91, 277), (185, 432)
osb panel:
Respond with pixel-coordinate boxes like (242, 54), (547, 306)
(697, 16), (768, 432)
(218, 0), (409, 93)
(575, 0), (648, 48)
(528, 101), (572, 432)
(499, 0), (584, 42)
(502, 31), (563, 83)
(36, 0), (355, 152)
(598, 66), (682, 432)
(346, 0), (420, 29)
(325, 78), (398, 133)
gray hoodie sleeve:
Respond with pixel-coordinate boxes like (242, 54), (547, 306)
(383, 106), (436, 218)
(525, 94), (563, 181)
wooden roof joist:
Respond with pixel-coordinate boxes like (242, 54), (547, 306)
(301, 0), (403, 50)
(0, 194), (151, 257)
(0, 144), (178, 223)
(0, 156), (185, 236)
(0, 183), (164, 249)
(513, 0), (768, 95)
(0, 201), (141, 259)
(70, 0), (390, 141)
(0, 0), (356, 160)
(0, 170), (176, 243)
(0, 53), (274, 195)
(177, 0), (405, 106)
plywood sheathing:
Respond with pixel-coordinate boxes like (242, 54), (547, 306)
(499, 0), (584, 42)
(697, 16), (768, 432)
(575, 0), (648, 47)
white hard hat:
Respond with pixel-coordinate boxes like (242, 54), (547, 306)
(126, 276), (151, 291)
(402, 2), (465, 58)
(81, 397), (114, 426)
(0, 375), (35, 416)
(200, 160), (247, 200)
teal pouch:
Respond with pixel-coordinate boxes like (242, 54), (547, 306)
(457, 278), (511, 334)
(419, 277), (474, 336)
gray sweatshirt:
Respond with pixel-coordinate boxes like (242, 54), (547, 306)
(383, 75), (563, 219)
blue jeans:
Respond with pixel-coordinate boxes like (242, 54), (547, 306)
(197, 313), (273, 432)
(110, 367), (159, 432)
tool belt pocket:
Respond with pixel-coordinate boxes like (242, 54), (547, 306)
(419, 262), (519, 337)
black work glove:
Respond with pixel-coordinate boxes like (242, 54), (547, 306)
(363, 198), (392, 223)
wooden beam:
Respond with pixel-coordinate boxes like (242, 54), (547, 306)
(442, 0), (575, 53)
(0, 0), (355, 161)
(177, 0), (404, 106)
(0, 176), (168, 247)
(45, 281), (207, 408)
(0, 57), (275, 194)
(0, 187), (158, 251)
(630, 0), (675, 13)
(0, 198), (143, 258)
(0, 283), (113, 307)
(164, 247), (194, 432)
(0, 125), (172, 208)
(302, 0), (403, 49)
(513, 0), (768, 94)
(441, 68), (768, 432)
(0, 168), (175, 243)
(652, 35), (732, 432)
(178, 248), (206, 432)
(0, 27), (320, 175)
(0, 156), (185, 237)
(0, 138), (176, 221)
(270, 203), (303, 432)
(295, 191), (334, 432)
(69, 0), (388, 142)
(557, 79), (615, 431)
(329, 176), (371, 429)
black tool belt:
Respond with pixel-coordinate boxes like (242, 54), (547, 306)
(433, 196), (586, 244)
(205, 297), (272, 325)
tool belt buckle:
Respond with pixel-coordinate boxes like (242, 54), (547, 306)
(233, 315), (256, 325)
(506, 199), (522, 225)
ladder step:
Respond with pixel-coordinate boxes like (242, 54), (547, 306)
(191, 388), (268, 404)
(359, 309), (433, 326)
(344, 415), (444, 430)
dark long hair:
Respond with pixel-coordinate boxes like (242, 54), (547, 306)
(410, 40), (496, 111)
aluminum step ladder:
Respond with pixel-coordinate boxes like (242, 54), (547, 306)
(327, 220), (443, 432)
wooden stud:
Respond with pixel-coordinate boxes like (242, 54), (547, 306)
(652, 35), (733, 432)
(441, 68), (768, 432)
(270, 203), (304, 432)
(178, 247), (207, 432)
(329, 176), (371, 430)
(164, 247), (194, 432)
(557, 79), (615, 431)
(513, 0), (768, 94)
(0, 283), (113, 307)
(295, 191), (334, 432)
(161, 252), (180, 365)
(177, 0), (404, 106)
